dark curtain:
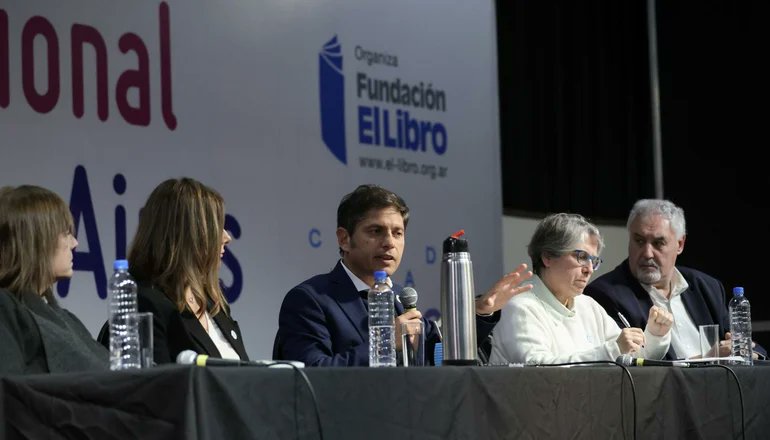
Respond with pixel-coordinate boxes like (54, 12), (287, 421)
(657, 0), (768, 340)
(497, 0), (768, 345)
(497, 0), (655, 222)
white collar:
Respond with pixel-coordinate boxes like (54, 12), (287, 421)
(533, 275), (577, 318)
(340, 259), (392, 292)
(639, 267), (690, 300)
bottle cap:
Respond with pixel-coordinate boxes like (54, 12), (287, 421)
(733, 286), (744, 296)
(373, 270), (388, 283)
(443, 230), (469, 253)
(113, 259), (129, 270)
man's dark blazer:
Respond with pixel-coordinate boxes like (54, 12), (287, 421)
(275, 260), (498, 366)
(135, 283), (249, 364)
(584, 259), (765, 359)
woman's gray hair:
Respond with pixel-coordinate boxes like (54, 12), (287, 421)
(627, 199), (686, 239)
(527, 213), (604, 276)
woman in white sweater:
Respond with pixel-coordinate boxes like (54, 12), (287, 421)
(490, 213), (673, 365)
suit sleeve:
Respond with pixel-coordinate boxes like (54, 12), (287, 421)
(278, 285), (369, 367)
(476, 311), (500, 344)
(755, 341), (768, 357)
(137, 292), (172, 364)
(709, 279), (730, 336)
(417, 307), (498, 364)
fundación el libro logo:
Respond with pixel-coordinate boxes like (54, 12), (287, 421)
(318, 35), (449, 168)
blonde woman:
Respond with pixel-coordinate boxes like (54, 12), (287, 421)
(128, 178), (248, 364)
(0, 185), (107, 375)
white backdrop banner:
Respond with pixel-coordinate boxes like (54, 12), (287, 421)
(0, 0), (502, 358)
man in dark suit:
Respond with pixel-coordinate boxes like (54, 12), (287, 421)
(275, 184), (533, 366)
(585, 199), (765, 360)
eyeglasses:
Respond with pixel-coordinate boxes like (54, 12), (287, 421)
(571, 250), (602, 270)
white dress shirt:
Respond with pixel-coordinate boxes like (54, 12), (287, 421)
(204, 312), (241, 360)
(340, 260), (393, 292)
(640, 268), (701, 359)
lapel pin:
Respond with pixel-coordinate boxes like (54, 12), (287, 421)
(231, 330), (238, 340)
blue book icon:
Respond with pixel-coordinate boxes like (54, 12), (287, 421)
(319, 35), (346, 165)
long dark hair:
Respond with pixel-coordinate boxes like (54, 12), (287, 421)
(128, 178), (228, 317)
(0, 185), (74, 301)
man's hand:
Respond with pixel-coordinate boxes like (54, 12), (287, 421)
(645, 306), (673, 337)
(617, 328), (645, 354)
(475, 263), (534, 316)
(395, 309), (422, 351)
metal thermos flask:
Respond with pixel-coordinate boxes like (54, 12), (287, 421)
(440, 230), (477, 365)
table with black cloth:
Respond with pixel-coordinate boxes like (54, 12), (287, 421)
(2, 364), (768, 439)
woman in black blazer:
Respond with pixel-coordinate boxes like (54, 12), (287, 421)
(128, 178), (249, 364)
(0, 185), (108, 375)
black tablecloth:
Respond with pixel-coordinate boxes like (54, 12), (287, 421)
(2, 364), (768, 439)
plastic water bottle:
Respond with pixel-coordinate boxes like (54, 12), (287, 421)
(368, 270), (396, 367)
(109, 259), (141, 370)
(729, 286), (753, 366)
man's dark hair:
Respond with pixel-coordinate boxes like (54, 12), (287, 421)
(337, 184), (410, 253)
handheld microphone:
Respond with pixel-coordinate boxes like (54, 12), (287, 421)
(176, 350), (306, 368)
(616, 354), (691, 368)
(399, 287), (418, 310)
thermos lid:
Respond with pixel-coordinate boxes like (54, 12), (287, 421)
(443, 229), (469, 253)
